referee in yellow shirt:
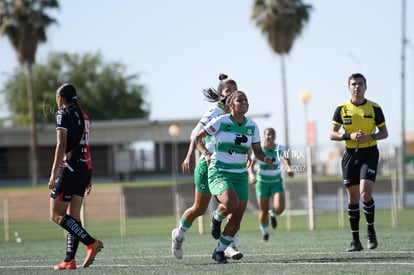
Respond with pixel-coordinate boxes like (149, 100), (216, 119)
(329, 73), (388, 252)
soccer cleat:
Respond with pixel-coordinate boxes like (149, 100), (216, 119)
(54, 259), (76, 270)
(212, 248), (228, 264)
(262, 234), (269, 242)
(346, 240), (363, 252)
(224, 245), (243, 260)
(210, 211), (222, 240)
(269, 210), (277, 229)
(171, 228), (184, 259)
(83, 239), (103, 267)
(367, 233), (378, 249)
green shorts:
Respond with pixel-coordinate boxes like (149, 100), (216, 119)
(194, 158), (210, 194)
(208, 166), (248, 200)
(255, 174), (284, 199)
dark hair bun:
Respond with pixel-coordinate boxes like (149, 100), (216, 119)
(218, 74), (228, 81)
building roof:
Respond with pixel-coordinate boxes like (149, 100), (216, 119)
(0, 118), (199, 146)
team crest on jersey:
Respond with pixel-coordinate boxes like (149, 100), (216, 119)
(200, 183), (206, 190)
(217, 183), (225, 189)
(209, 125), (216, 132)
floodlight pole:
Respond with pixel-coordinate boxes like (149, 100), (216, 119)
(169, 124), (181, 224)
(299, 90), (314, 230)
(399, 0), (407, 209)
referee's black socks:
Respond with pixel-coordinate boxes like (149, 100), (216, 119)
(363, 199), (376, 234)
(348, 203), (360, 241)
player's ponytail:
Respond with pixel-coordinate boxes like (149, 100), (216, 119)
(203, 87), (221, 102)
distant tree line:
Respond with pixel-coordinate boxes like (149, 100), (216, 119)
(2, 51), (150, 125)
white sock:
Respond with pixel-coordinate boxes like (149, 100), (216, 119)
(217, 235), (233, 252)
(176, 224), (188, 240)
(260, 225), (269, 235)
(231, 230), (240, 247)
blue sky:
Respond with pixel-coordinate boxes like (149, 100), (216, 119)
(0, 0), (413, 149)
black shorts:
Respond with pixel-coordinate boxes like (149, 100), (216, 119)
(85, 168), (92, 185)
(342, 146), (379, 187)
(50, 160), (89, 202)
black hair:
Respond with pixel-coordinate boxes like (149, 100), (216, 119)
(348, 73), (367, 86)
(202, 87), (221, 102)
(217, 73), (237, 94)
(264, 127), (276, 135)
(57, 83), (78, 103)
(225, 90), (245, 107)
(203, 73), (237, 103)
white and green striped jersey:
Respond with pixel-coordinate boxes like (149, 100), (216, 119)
(253, 143), (286, 178)
(204, 114), (261, 173)
(190, 102), (226, 153)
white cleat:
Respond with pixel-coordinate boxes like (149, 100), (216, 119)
(224, 245), (243, 260)
(171, 228), (184, 259)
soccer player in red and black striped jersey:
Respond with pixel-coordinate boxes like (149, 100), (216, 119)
(48, 83), (102, 270)
(61, 109), (93, 269)
(330, 73), (388, 252)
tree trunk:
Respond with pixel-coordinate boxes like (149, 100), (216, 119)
(279, 54), (289, 148)
(25, 62), (39, 186)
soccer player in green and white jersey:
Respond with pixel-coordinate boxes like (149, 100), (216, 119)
(248, 127), (294, 241)
(194, 91), (273, 264)
(172, 74), (242, 260)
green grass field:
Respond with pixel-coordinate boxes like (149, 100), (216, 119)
(1, 210), (413, 274)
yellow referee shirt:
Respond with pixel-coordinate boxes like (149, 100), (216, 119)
(332, 99), (386, 149)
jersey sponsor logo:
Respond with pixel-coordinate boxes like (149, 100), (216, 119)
(234, 134), (248, 145)
(217, 183), (225, 190)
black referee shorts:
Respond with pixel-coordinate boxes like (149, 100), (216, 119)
(341, 146), (379, 187)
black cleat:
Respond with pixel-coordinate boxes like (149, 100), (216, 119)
(269, 210), (277, 229)
(212, 248), (228, 264)
(262, 234), (269, 242)
(270, 216), (277, 229)
(210, 212), (222, 240)
(367, 233), (378, 249)
(346, 240), (363, 252)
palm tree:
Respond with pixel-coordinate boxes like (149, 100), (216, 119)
(251, 0), (312, 148)
(0, 0), (59, 185)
